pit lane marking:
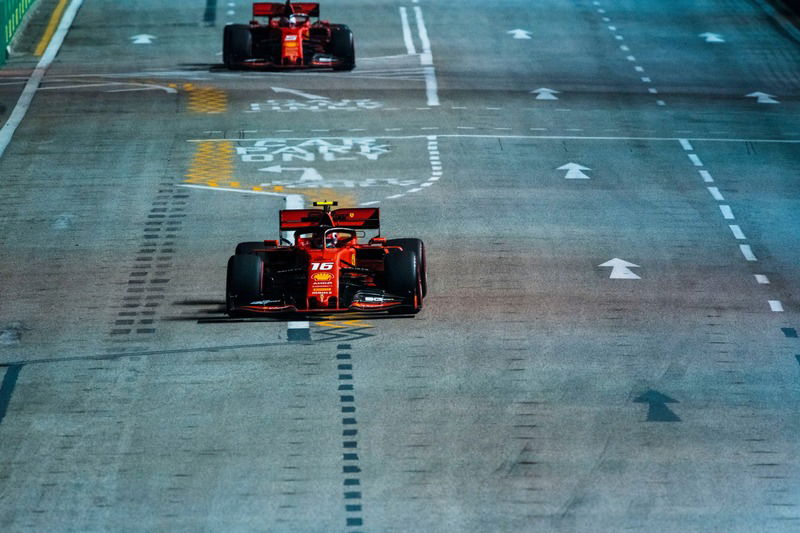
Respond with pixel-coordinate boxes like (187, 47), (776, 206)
(0, 0), (83, 160)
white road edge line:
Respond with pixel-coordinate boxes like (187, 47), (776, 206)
(0, 0), (85, 160)
(414, 6), (439, 106)
(399, 7), (417, 55)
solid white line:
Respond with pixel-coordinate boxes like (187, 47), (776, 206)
(423, 77), (439, 104)
(399, 7), (417, 55)
(755, 274), (770, 284)
(0, 0), (84, 160)
(740, 244), (757, 261)
(707, 186), (724, 201)
(178, 184), (286, 196)
(688, 154), (703, 166)
(414, 7), (432, 65)
(188, 134), (800, 144)
(729, 224), (746, 239)
(719, 205), (735, 219)
(699, 170), (714, 182)
(679, 139), (693, 151)
(414, 7), (439, 106)
(769, 300), (784, 312)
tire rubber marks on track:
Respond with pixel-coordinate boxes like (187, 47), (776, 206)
(678, 139), (784, 312)
(336, 344), (365, 530)
(110, 184), (187, 338)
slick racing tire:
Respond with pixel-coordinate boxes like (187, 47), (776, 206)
(386, 238), (427, 297)
(226, 254), (263, 315)
(330, 25), (355, 71)
(384, 250), (422, 314)
(223, 24), (252, 69)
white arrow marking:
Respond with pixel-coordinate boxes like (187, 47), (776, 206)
(271, 87), (329, 100)
(531, 88), (559, 100)
(699, 32), (725, 43)
(746, 91), (779, 104)
(599, 258), (641, 279)
(131, 34), (156, 44)
(507, 29), (532, 39)
(259, 165), (323, 182)
(558, 162), (592, 180)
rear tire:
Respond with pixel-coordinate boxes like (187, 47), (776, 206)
(330, 25), (355, 71)
(223, 24), (252, 69)
(226, 254), (263, 315)
(386, 238), (426, 297)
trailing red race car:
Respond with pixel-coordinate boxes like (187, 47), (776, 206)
(223, 1), (355, 70)
(226, 202), (426, 316)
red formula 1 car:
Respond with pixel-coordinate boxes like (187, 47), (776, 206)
(223, 1), (355, 70)
(226, 202), (426, 316)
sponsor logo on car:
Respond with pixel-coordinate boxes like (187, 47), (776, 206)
(311, 272), (334, 282)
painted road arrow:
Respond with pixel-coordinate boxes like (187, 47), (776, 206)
(558, 162), (592, 180)
(531, 88), (559, 100)
(746, 91), (779, 104)
(598, 258), (641, 279)
(271, 87), (329, 100)
(259, 165), (323, 182)
(131, 34), (156, 44)
(634, 390), (680, 422)
(699, 32), (725, 43)
(507, 29), (532, 40)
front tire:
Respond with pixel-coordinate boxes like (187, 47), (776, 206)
(330, 25), (355, 71)
(384, 250), (422, 313)
(223, 24), (252, 69)
(386, 238), (426, 297)
(226, 254), (263, 315)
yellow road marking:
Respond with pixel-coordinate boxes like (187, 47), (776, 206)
(34, 0), (70, 56)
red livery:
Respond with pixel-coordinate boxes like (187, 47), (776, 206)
(223, 1), (355, 70)
(226, 202), (426, 316)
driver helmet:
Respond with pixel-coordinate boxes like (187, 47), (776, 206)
(326, 232), (339, 248)
(287, 14), (297, 27)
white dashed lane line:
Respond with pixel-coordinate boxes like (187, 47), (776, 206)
(677, 139), (789, 312)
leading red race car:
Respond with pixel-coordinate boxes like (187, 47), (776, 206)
(226, 202), (426, 316)
(223, 1), (355, 70)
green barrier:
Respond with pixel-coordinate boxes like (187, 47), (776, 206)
(2, 0), (38, 66)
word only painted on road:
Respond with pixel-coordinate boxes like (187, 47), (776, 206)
(248, 99), (383, 112)
(236, 138), (391, 163)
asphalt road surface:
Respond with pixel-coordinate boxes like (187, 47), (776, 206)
(1, 0), (799, 531)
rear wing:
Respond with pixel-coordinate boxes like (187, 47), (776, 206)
(331, 208), (380, 229)
(253, 2), (320, 17)
(280, 208), (380, 231)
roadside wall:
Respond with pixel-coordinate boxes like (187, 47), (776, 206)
(2, 0), (37, 66)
